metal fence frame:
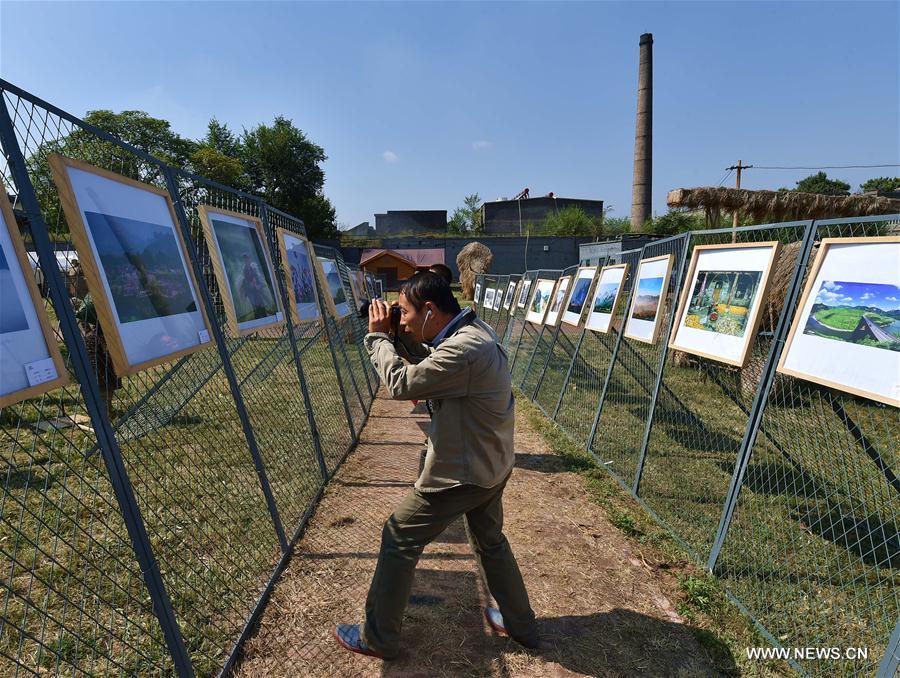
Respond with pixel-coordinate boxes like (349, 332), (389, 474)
(0, 79), (376, 676)
(485, 217), (899, 677)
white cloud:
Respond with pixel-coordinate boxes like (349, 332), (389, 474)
(822, 281), (842, 291)
(472, 140), (493, 151)
(887, 296), (898, 301)
(815, 288), (854, 305)
(382, 150), (398, 163)
(861, 292), (874, 300)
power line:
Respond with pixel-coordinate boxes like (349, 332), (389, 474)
(747, 164), (900, 171)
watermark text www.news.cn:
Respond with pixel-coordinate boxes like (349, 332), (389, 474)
(745, 646), (868, 661)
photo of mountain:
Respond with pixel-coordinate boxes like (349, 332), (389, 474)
(803, 280), (900, 353)
(86, 211), (197, 324)
(0, 247), (29, 334)
(630, 276), (664, 321)
(592, 282), (621, 315)
(212, 219), (279, 324)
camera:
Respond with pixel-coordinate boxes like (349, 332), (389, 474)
(358, 300), (402, 335)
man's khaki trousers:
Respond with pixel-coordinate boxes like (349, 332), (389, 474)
(361, 476), (538, 657)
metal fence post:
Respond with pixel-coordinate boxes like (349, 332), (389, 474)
(0, 102), (196, 677)
(163, 168), (289, 555)
(632, 233), (691, 495)
(876, 617), (900, 678)
(706, 220), (817, 570)
(586, 246), (647, 452)
(258, 204), (329, 482)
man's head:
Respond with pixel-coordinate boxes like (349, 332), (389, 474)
(428, 263), (453, 285)
(398, 271), (461, 343)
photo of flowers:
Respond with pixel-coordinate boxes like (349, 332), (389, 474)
(199, 207), (283, 336)
(48, 154), (212, 375)
(684, 270), (762, 337)
(669, 242), (778, 366)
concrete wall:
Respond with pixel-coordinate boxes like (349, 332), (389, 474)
(333, 235), (594, 279)
(482, 197), (604, 234)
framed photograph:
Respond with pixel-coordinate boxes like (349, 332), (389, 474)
(525, 278), (555, 324)
(375, 279), (384, 299)
(483, 286), (496, 309)
(0, 179), (70, 406)
(276, 228), (321, 324)
(197, 206), (283, 336)
(492, 281), (504, 310)
(561, 267), (597, 327)
(624, 254), (674, 344)
(669, 242), (781, 367)
(543, 276), (572, 327)
(517, 278), (533, 309)
(316, 255), (350, 318)
(474, 281), (483, 305)
(365, 273), (378, 298)
(49, 154), (212, 376)
(503, 277), (520, 310)
(355, 270), (368, 301)
(777, 237), (900, 407)
(586, 263), (628, 333)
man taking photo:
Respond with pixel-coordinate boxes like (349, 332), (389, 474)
(334, 272), (541, 659)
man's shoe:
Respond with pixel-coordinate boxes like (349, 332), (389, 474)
(483, 607), (550, 652)
(333, 624), (389, 659)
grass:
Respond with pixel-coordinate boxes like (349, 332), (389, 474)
(515, 393), (792, 677)
(812, 306), (895, 331)
(497, 298), (898, 678)
(1, 316), (372, 676)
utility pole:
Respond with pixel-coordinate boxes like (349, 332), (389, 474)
(726, 160), (753, 229)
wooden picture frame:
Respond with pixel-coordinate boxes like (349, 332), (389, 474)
(543, 275), (572, 327)
(315, 254), (349, 319)
(585, 263), (629, 334)
(668, 242), (781, 368)
(0, 177), (70, 406)
(623, 254), (674, 344)
(526, 278), (556, 325)
(777, 236), (900, 407)
(275, 227), (322, 325)
(561, 266), (598, 327)
(48, 154), (213, 376)
(197, 205), (284, 337)
(517, 277), (533, 309)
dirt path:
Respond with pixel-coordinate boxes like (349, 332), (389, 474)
(235, 389), (724, 677)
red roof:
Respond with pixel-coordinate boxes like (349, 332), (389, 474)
(360, 248), (445, 268)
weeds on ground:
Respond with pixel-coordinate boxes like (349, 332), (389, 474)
(515, 391), (793, 677)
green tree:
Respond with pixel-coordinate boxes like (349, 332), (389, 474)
(240, 116), (337, 238)
(643, 210), (704, 236)
(541, 206), (602, 237)
(859, 176), (900, 193)
(780, 171), (850, 196)
(447, 193), (483, 234)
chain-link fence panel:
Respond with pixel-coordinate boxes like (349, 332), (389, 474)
(711, 215), (900, 677)
(589, 235), (689, 491)
(515, 271), (562, 395)
(532, 265), (581, 415)
(502, 271), (538, 362)
(493, 273), (520, 343)
(1, 84), (285, 675)
(553, 252), (638, 447)
(635, 223), (811, 561)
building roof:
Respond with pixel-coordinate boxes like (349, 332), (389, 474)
(359, 248), (445, 268)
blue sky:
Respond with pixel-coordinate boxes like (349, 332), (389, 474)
(815, 281), (900, 311)
(2, 2), (898, 230)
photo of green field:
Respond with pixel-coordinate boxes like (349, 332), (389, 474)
(803, 280), (900, 352)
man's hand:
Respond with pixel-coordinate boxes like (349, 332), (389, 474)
(368, 299), (393, 334)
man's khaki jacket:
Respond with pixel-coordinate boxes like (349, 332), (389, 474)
(364, 317), (515, 492)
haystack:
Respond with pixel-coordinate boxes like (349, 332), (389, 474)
(456, 242), (493, 299)
(667, 187), (900, 226)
